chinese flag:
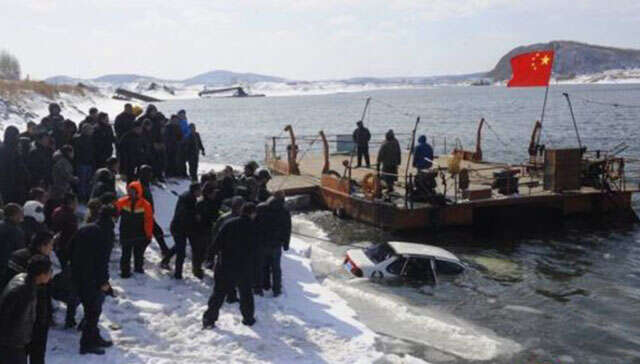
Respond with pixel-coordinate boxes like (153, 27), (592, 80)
(507, 50), (554, 87)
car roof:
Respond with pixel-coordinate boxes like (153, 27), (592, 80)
(387, 241), (460, 262)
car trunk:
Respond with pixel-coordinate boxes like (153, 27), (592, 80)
(345, 249), (375, 277)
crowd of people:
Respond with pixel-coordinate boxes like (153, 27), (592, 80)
(0, 102), (291, 364)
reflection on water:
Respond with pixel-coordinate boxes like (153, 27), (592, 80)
(157, 85), (640, 363)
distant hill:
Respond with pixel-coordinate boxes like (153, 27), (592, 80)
(487, 40), (640, 81)
(182, 70), (286, 86)
(93, 74), (163, 84)
(45, 75), (82, 85)
(45, 70), (286, 86)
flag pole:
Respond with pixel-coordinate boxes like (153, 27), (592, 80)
(536, 85), (550, 147)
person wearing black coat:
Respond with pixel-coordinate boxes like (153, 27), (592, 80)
(163, 183), (202, 279)
(139, 105), (167, 181)
(193, 183), (220, 279)
(21, 200), (47, 248)
(0, 126), (30, 204)
(0, 204), (25, 289)
(114, 104), (135, 143)
(27, 132), (54, 189)
(252, 203), (269, 296)
(352, 121), (372, 168)
(119, 120), (145, 183)
(73, 124), (96, 202)
(164, 116), (183, 178)
(202, 203), (257, 328)
(90, 168), (116, 200)
(0, 256), (52, 364)
(78, 107), (99, 131)
(39, 103), (65, 149)
(185, 124), (205, 181)
(4, 232), (54, 364)
(140, 119), (154, 167)
(262, 192), (291, 297)
(92, 113), (115, 170)
(19, 122), (38, 141)
(70, 207), (115, 355)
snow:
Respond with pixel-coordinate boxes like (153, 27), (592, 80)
(44, 177), (410, 364)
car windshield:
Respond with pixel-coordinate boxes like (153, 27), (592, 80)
(365, 243), (395, 263)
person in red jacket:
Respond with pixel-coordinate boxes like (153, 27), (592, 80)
(115, 182), (153, 278)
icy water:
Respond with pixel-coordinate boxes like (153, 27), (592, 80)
(158, 85), (640, 363)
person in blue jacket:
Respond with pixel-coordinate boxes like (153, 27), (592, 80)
(177, 110), (191, 177)
(413, 135), (433, 171)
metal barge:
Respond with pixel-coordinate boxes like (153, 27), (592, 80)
(265, 122), (638, 232)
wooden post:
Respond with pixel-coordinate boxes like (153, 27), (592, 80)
(319, 130), (330, 174)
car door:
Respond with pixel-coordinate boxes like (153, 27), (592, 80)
(384, 257), (406, 278)
(401, 257), (437, 283)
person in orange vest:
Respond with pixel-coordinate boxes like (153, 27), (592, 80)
(115, 182), (153, 278)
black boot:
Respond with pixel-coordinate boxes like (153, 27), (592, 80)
(160, 255), (171, 270)
(95, 334), (113, 348)
(121, 270), (132, 279)
(80, 345), (105, 355)
(242, 317), (256, 326)
(193, 268), (204, 280)
(65, 307), (77, 329)
(202, 310), (215, 329)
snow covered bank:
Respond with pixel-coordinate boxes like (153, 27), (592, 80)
(0, 87), (127, 132)
(45, 178), (424, 364)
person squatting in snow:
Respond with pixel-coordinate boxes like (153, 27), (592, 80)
(0, 101), (291, 362)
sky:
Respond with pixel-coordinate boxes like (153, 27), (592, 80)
(1, 0), (639, 81)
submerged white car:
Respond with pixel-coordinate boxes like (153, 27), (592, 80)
(344, 241), (464, 283)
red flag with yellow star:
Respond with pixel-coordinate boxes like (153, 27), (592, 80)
(507, 50), (554, 87)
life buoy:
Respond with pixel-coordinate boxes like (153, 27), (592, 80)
(362, 173), (382, 200)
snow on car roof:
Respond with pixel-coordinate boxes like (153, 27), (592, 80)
(387, 241), (460, 262)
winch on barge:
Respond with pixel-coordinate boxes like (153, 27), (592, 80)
(264, 105), (639, 232)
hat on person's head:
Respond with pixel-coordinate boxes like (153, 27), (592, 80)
(356, 120), (363, 126)
(418, 135), (426, 144)
(23, 200), (45, 224)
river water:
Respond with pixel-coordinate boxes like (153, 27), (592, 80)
(157, 84), (640, 363)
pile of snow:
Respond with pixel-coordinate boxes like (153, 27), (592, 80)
(556, 68), (640, 84)
(45, 176), (424, 363)
(0, 89), (127, 132)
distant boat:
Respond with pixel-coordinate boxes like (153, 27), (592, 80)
(470, 79), (491, 86)
(198, 86), (265, 98)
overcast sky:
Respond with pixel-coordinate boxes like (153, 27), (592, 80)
(2, 0), (639, 81)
